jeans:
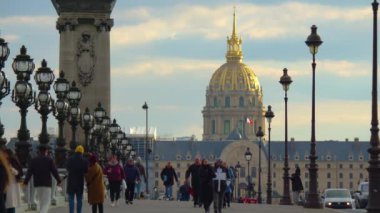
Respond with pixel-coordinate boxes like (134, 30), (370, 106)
(125, 182), (136, 202)
(6, 208), (15, 213)
(91, 203), (103, 213)
(134, 182), (141, 198)
(109, 181), (121, 202)
(165, 185), (173, 199)
(68, 192), (83, 213)
(213, 191), (224, 213)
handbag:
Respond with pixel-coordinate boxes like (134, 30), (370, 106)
(122, 179), (127, 190)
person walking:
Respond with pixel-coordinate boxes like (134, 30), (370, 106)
(290, 165), (304, 205)
(178, 180), (190, 201)
(66, 145), (89, 213)
(85, 154), (105, 213)
(0, 149), (11, 213)
(123, 158), (140, 204)
(199, 159), (214, 213)
(212, 159), (229, 213)
(24, 145), (61, 213)
(134, 157), (146, 199)
(185, 157), (201, 207)
(4, 149), (23, 213)
(160, 162), (178, 200)
(104, 154), (124, 207)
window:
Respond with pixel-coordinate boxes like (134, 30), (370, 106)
(273, 163), (276, 168)
(213, 97), (218, 107)
(305, 172), (309, 178)
(339, 182), (343, 188)
(238, 120), (243, 133)
(327, 164), (331, 169)
(360, 164), (363, 169)
(273, 172), (276, 178)
(240, 167), (246, 177)
(327, 172), (331, 179)
(224, 120), (231, 134)
(305, 181), (309, 188)
(339, 173), (343, 179)
(225, 96), (230, 108)
(177, 172), (181, 178)
(360, 173), (363, 179)
(350, 182), (353, 189)
(155, 172), (158, 178)
(177, 163), (180, 169)
(349, 173), (353, 179)
(252, 167), (257, 178)
(349, 164), (353, 169)
(327, 182), (331, 188)
(339, 164), (343, 169)
(239, 96), (244, 107)
(273, 181), (276, 188)
(211, 120), (216, 134)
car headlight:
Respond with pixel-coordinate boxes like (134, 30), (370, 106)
(327, 202), (332, 206)
(346, 202), (351, 206)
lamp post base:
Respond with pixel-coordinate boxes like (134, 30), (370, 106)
(304, 193), (323, 209)
(55, 147), (67, 168)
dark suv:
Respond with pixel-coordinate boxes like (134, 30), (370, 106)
(354, 182), (368, 209)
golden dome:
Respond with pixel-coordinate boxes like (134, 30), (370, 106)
(209, 10), (261, 92)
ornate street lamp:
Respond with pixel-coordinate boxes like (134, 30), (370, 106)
(235, 161), (241, 200)
(256, 127), (264, 204)
(12, 45), (35, 167)
(304, 25), (323, 209)
(368, 1), (380, 212)
(67, 81), (81, 151)
(142, 101), (150, 195)
(265, 106), (275, 204)
(81, 107), (94, 151)
(34, 59), (55, 147)
(0, 37), (10, 148)
(109, 119), (120, 155)
(53, 71), (70, 167)
(244, 147), (252, 198)
(279, 68), (292, 205)
(92, 102), (106, 154)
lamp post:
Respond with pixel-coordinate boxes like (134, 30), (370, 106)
(256, 127), (264, 204)
(368, 1), (380, 212)
(235, 161), (241, 200)
(34, 59), (55, 147)
(12, 45), (35, 167)
(142, 101), (150, 195)
(81, 107), (94, 151)
(0, 38), (10, 148)
(304, 25), (323, 209)
(244, 148), (252, 198)
(265, 106), (275, 204)
(53, 71), (70, 167)
(67, 81), (81, 151)
(279, 68), (292, 205)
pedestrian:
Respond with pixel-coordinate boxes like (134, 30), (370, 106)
(85, 154), (105, 213)
(104, 154), (124, 207)
(160, 162), (178, 200)
(4, 149), (23, 213)
(123, 158), (140, 204)
(185, 157), (202, 207)
(134, 157), (146, 199)
(24, 145), (61, 213)
(0, 149), (11, 213)
(66, 145), (89, 213)
(178, 180), (190, 201)
(223, 163), (235, 208)
(212, 159), (230, 213)
(290, 165), (304, 205)
(199, 159), (214, 213)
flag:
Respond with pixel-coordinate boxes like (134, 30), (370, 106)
(246, 117), (253, 126)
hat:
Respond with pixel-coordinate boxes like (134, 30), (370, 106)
(89, 154), (97, 164)
(75, 145), (84, 154)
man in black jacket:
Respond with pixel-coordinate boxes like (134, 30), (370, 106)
(160, 162), (178, 200)
(24, 145), (61, 213)
(66, 145), (88, 213)
(185, 157), (201, 207)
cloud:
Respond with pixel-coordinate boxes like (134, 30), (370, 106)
(111, 57), (370, 79)
(111, 2), (369, 47)
(0, 16), (55, 27)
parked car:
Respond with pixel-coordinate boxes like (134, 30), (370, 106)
(354, 182), (368, 209)
(322, 188), (355, 209)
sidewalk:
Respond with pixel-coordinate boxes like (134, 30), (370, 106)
(38, 199), (340, 213)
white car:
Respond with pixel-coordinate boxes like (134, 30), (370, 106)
(322, 188), (355, 209)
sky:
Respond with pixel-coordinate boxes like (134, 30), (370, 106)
(0, 0), (376, 142)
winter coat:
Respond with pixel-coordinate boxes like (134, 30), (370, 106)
(199, 164), (214, 205)
(66, 153), (89, 194)
(24, 154), (61, 187)
(5, 165), (22, 209)
(123, 164), (140, 183)
(290, 173), (304, 192)
(212, 165), (230, 193)
(85, 163), (105, 205)
(0, 164), (6, 213)
(104, 163), (124, 182)
(135, 163), (146, 182)
(185, 164), (201, 188)
(160, 167), (178, 186)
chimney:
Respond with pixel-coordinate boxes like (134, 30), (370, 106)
(291, 137), (295, 142)
(345, 138), (349, 142)
(354, 137), (359, 142)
